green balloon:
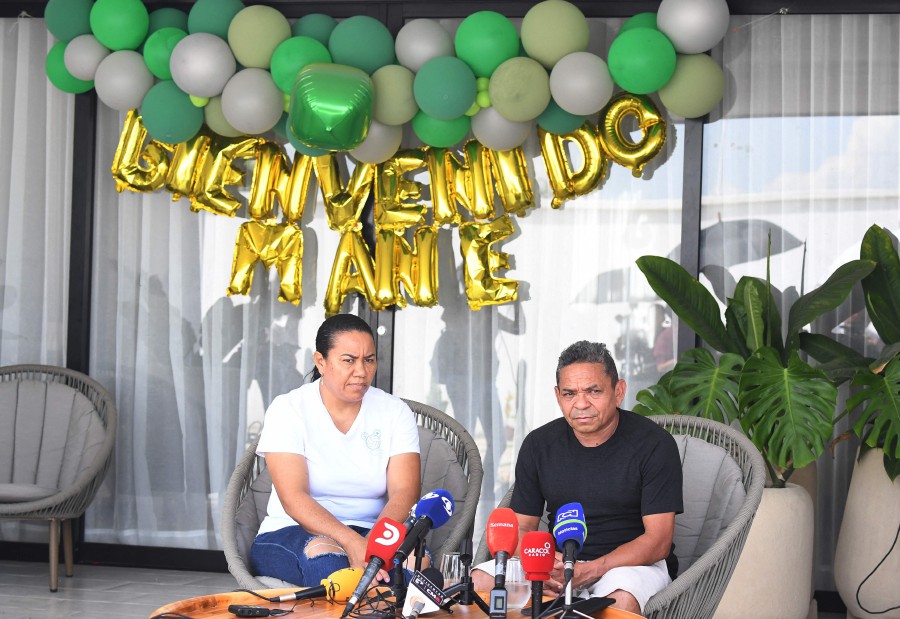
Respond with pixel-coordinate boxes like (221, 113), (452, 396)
(413, 56), (477, 121)
(620, 12), (658, 34)
(46, 41), (94, 94)
(271, 36), (332, 94)
(284, 114), (329, 156)
(45, 0), (93, 42)
(536, 98), (587, 135)
(89, 0), (150, 51)
(228, 5), (292, 69)
(520, 0), (590, 68)
(488, 57), (551, 122)
(454, 11), (519, 78)
(188, 0), (244, 39)
(149, 8), (189, 35)
(204, 96), (243, 138)
(608, 27), (677, 94)
(292, 13), (338, 46)
(372, 65), (418, 126)
(290, 63), (374, 151)
(412, 111), (470, 148)
(658, 53), (725, 119)
(328, 16), (396, 75)
(140, 80), (204, 144)
(143, 27), (187, 80)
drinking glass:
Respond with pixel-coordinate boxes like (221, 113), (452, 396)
(505, 557), (530, 609)
(439, 552), (465, 587)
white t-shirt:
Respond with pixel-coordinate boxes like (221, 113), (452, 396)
(256, 380), (420, 535)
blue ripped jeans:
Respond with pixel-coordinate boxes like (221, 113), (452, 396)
(250, 524), (371, 587)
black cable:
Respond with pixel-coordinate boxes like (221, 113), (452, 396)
(149, 613), (198, 619)
(234, 588), (281, 603)
(856, 522), (900, 615)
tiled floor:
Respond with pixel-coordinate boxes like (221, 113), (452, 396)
(0, 560), (848, 619)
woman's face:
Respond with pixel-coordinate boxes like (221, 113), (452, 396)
(315, 330), (377, 405)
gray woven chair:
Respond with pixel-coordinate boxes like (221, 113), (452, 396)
(0, 364), (117, 591)
(473, 415), (765, 619)
(222, 398), (484, 590)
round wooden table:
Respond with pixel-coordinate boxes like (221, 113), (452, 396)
(150, 589), (643, 619)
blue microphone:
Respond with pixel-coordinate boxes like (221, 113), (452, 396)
(552, 502), (587, 584)
(393, 490), (455, 564)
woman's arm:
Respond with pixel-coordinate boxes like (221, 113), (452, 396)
(376, 452), (421, 524)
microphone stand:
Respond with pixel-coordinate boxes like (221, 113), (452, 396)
(442, 539), (490, 615)
(392, 561), (408, 609)
(540, 576), (591, 619)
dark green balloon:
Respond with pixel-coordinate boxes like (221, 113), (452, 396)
(536, 99), (587, 135)
(328, 16), (396, 75)
(608, 27), (676, 94)
(188, 0), (244, 39)
(45, 0), (93, 42)
(149, 8), (189, 35)
(140, 80), (204, 144)
(45, 41), (94, 94)
(292, 13), (338, 46)
(413, 56), (477, 121)
(143, 27), (187, 80)
(619, 12), (658, 34)
(89, 0), (150, 51)
(411, 111), (470, 148)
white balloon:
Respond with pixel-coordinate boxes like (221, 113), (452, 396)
(471, 106), (533, 152)
(94, 51), (154, 111)
(220, 68), (284, 135)
(395, 19), (454, 73)
(170, 33), (236, 98)
(64, 34), (110, 81)
(657, 0), (731, 54)
(549, 52), (613, 116)
(350, 120), (403, 164)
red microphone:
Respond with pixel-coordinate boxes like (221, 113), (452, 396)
(486, 508), (519, 619)
(520, 531), (555, 615)
(341, 517), (406, 616)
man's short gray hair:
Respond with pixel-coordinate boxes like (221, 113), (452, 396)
(555, 341), (619, 385)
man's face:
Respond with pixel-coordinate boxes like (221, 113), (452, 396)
(555, 362), (626, 442)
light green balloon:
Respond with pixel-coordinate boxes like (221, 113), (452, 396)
(520, 0), (589, 68)
(658, 53), (725, 118)
(620, 12), (658, 34)
(46, 40), (94, 94)
(488, 57), (551, 122)
(143, 27), (187, 80)
(204, 96), (243, 137)
(372, 65), (418, 126)
(270, 36), (332, 94)
(228, 5), (292, 69)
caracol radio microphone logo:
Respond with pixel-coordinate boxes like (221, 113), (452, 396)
(375, 521), (400, 546)
(522, 542), (553, 557)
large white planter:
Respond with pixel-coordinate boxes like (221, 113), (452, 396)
(713, 483), (814, 619)
(834, 449), (900, 619)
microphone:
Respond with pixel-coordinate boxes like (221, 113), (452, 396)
(401, 567), (446, 619)
(341, 517), (406, 616)
(552, 503), (587, 585)
(520, 531), (555, 616)
(274, 567), (362, 602)
(392, 490), (455, 565)
(486, 508), (518, 619)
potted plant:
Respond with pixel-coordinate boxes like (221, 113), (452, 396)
(632, 246), (875, 619)
(800, 224), (900, 619)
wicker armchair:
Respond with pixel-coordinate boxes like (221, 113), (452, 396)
(474, 415), (765, 619)
(222, 398), (484, 590)
(0, 364), (117, 591)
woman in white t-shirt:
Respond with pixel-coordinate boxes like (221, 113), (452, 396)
(249, 314), (421, 587)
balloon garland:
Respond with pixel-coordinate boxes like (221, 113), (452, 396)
(46, 0), (733, 313)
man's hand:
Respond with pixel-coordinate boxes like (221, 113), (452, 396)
(547, 552), (603, 593)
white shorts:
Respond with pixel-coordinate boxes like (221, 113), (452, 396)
(472, 558), (671, 613)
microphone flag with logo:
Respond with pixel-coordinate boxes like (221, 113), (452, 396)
(520, 531), (555, 616)
(552, 503), (587, 584)
(274, 567), (362, 602)
(401, 567), (446, 619)
(341, 517), (405, 616)
(392, 489), (455, 565)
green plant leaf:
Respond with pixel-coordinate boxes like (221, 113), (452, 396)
(741, 279), (766, 351)
(739, 348), (837, 470)
(669, 348), (743, 424)
(785, 260), (876, 351)
(860, 225), (900, 345)
(633, 383), (677, 416)
(871, 342), (900, 373)
(724, 303), (751, 358)
(848, 357), (900, 459)
(636, 256), (735, 354)
(799, 333), (871, 384)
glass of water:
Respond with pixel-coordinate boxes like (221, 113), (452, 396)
(440, 552), (465, 587)
(505, 557), (530, 609)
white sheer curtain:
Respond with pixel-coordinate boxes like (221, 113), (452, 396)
(0, 17), (74, 543)
(704, 14), (900, 590)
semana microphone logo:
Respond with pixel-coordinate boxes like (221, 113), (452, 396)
(375, 522), (400, 546)
(522, 542), (553, 556)
(490, 521), (515, 528)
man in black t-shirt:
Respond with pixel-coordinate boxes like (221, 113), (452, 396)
(472, 341), (682, 615)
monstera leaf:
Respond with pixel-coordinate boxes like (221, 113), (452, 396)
(860, 225), (900, 345)
(633, 383), (678, 417)
(668, 349), (743, 424)
(739, 348), (837, 477)
(848, 357), (900, 463)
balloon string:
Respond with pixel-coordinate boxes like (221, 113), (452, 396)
(730, 8), (789, 33)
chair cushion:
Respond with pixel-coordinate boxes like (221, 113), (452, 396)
(418, 426), (469, 554)
(671, 434), (746, 574)
(234, 467), (273, 562)
(0, 483), (59, 502)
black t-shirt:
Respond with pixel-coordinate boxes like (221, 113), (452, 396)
(510, 409), (683, 561)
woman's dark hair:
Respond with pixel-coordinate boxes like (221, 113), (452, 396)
(310, 314), (375, 381)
